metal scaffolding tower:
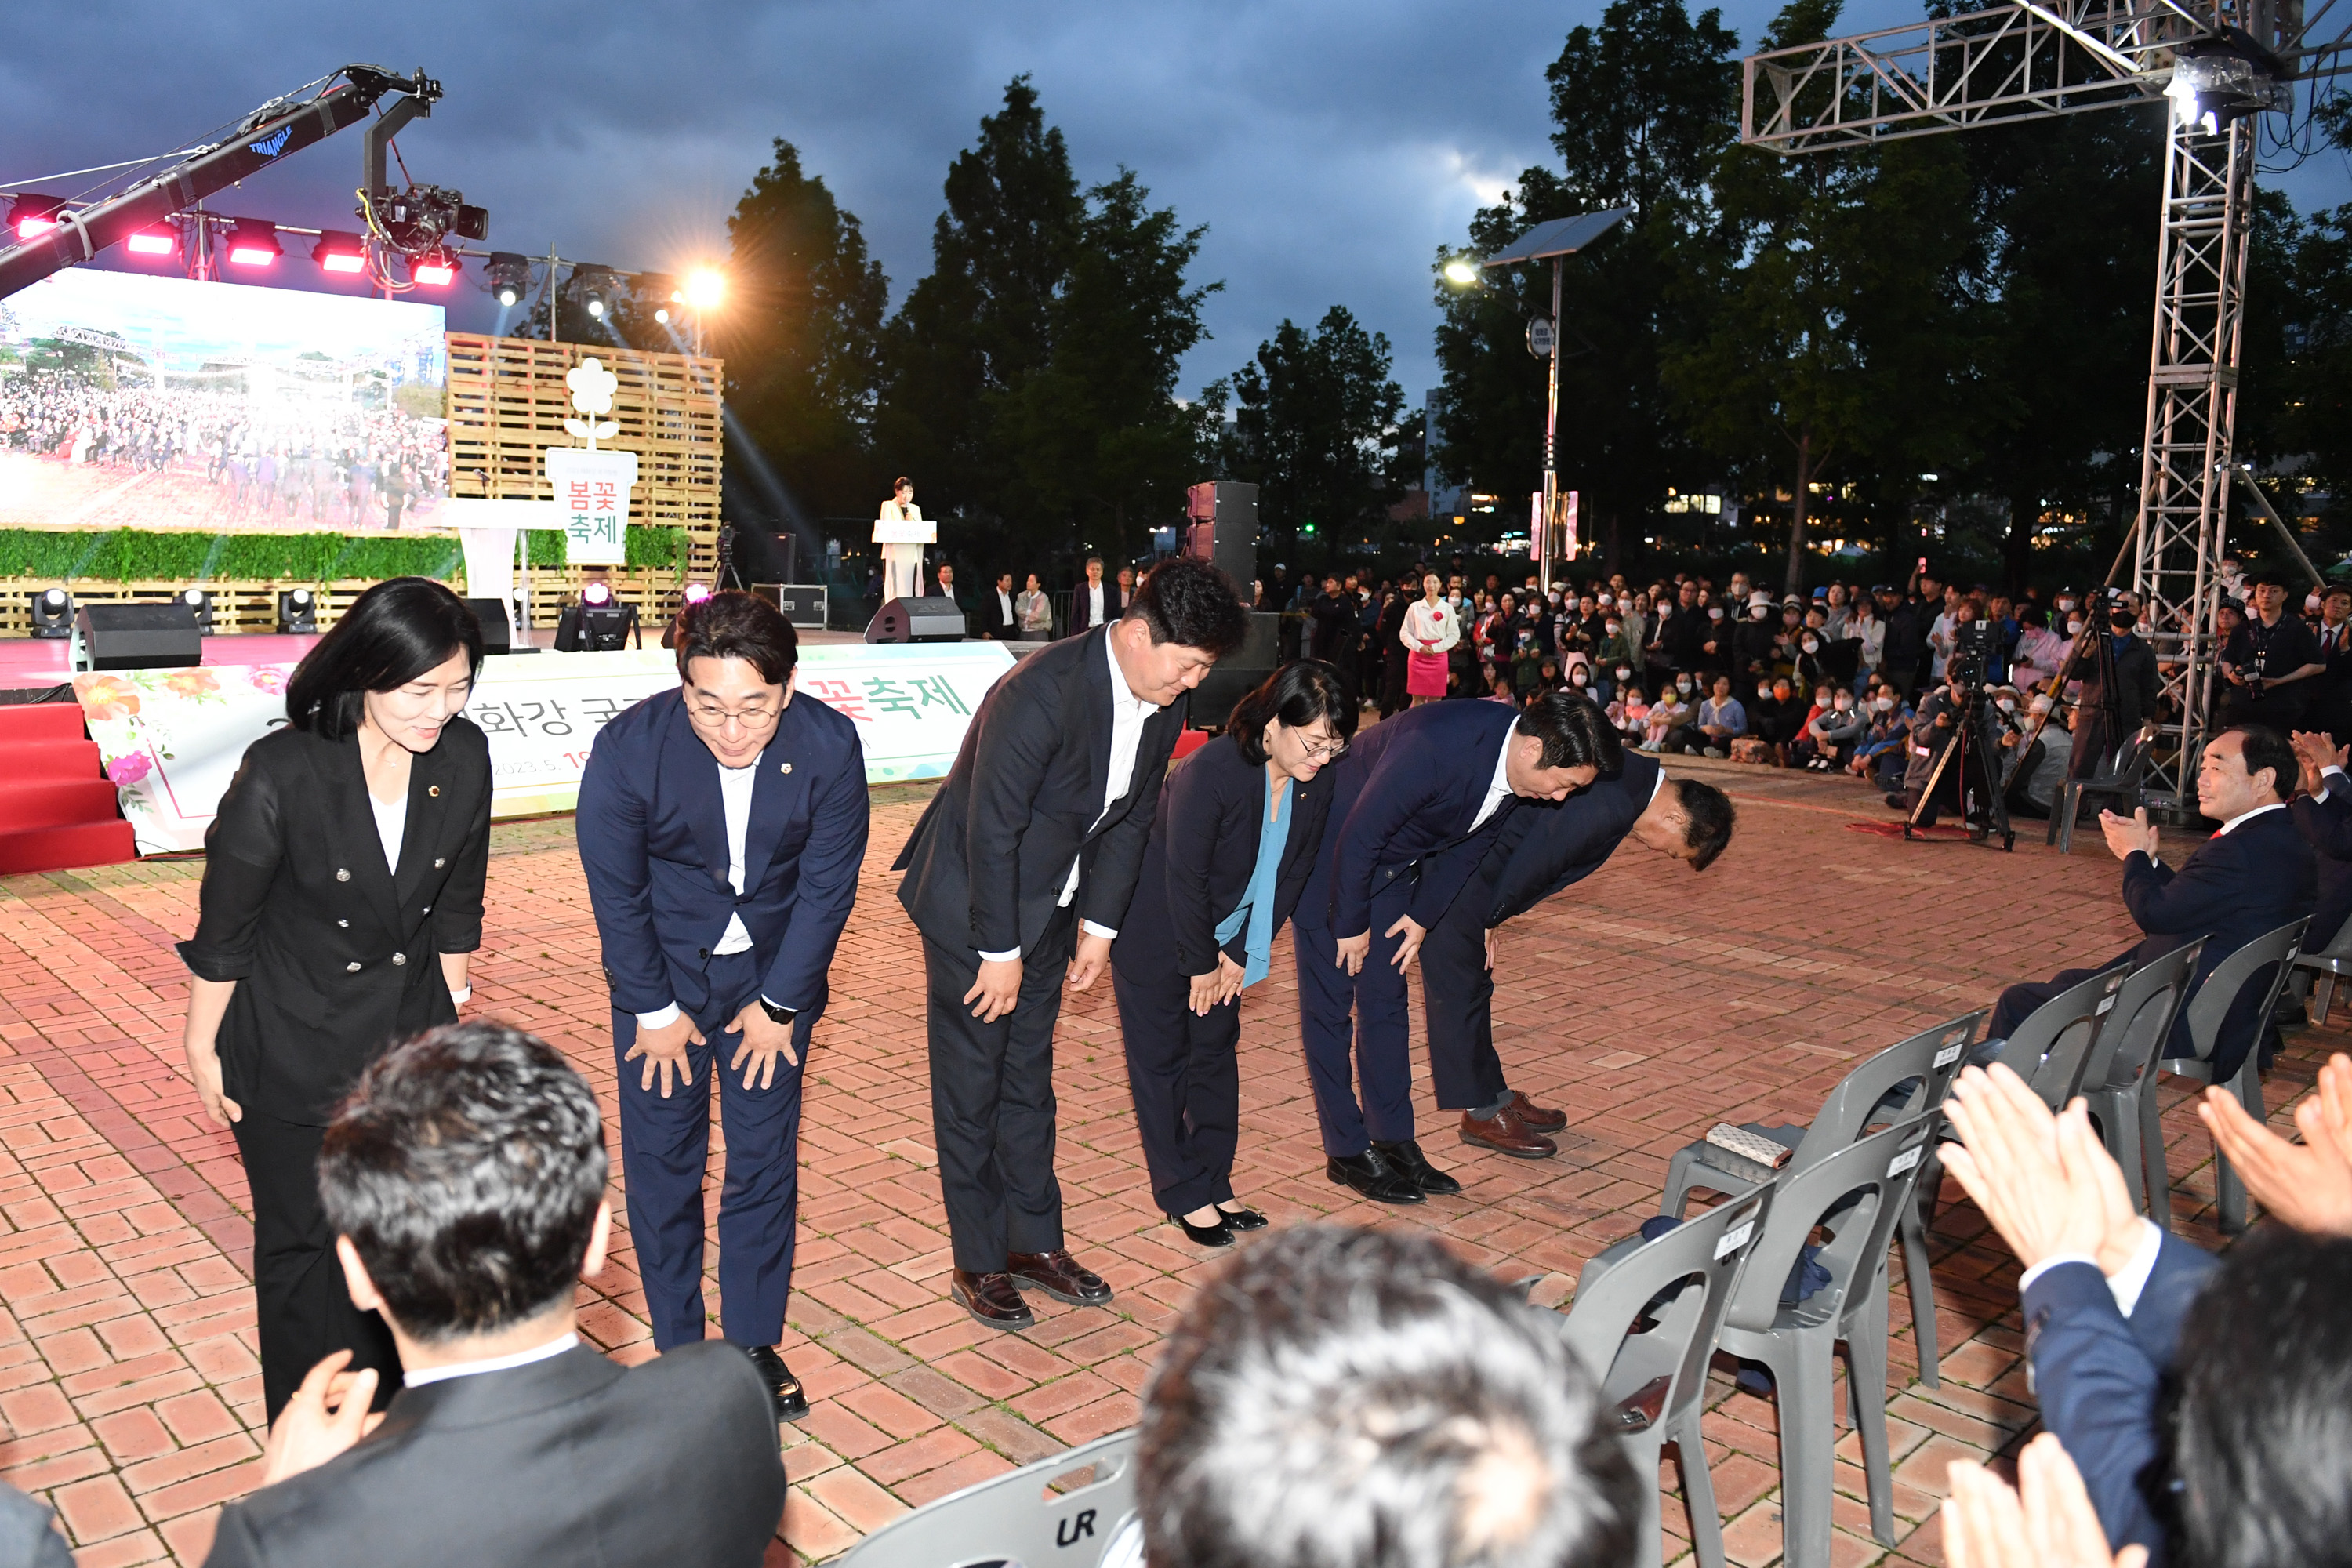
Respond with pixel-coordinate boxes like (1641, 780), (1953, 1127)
(1740, 0), (2350, 803)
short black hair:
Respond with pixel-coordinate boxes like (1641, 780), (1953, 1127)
(1227, 659), (1357, 766)
(1671, 778), (1735, 870)
(320, 1022), (608, 1343)
(2223, 724), (2293, 802)
(1516, 690), (1624, 775)
(2172, 1228), (2352, 1568)
(673, 589), (798, 686)
(1125, 557), (1251, 657)
(285, 578), (482, 739)
(1139, 1226), (1639, 1568)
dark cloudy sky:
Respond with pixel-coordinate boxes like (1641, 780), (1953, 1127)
(5, 0), (2346, 408)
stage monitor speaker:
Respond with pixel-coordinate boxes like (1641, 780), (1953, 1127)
(464, 597), (514, 655)
(864, 595), (967, 644)
(74, 603), (201, 672)
(1185, 609), (1281, 731)
(1185, 480), (1260, 595)
(754, 583), (830, 630)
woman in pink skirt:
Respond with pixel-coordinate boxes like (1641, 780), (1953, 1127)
(1399, 572), (1459, 705)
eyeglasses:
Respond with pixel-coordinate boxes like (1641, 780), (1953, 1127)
(1295, 731), (1348, 763)
(685, 699), (780, 731)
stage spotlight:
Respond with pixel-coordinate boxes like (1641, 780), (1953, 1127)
(655, 307), (671, 325)
(311, 230), (368, 274)
(225, 220), (281, 268)
(177, 586), (215, 635)
(681, 583), (713, 605)
(485, 252), (531, 308)
(29, 587), (73, 640)
(684, 267), (725, 310)
(276, 587), (318, 634)
(125, 224), (179, 260)
(10, 194), (65, 240)
(411, 249), (458, 287)
(580, 580), (614, 607)
(572, 265), (614, 320)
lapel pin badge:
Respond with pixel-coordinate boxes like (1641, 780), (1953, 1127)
(428, 785), (441, 797)
(781, 762), (793, 774)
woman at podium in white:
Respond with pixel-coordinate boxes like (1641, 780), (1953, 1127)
(874, 477), (932, 603)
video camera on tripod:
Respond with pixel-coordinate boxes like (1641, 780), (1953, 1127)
(1949, 619), (2002, 691)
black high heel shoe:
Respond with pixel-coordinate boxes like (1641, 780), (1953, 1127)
(1167, 1210), (1235, 1247)
(1214, 1203), (1268, 1232)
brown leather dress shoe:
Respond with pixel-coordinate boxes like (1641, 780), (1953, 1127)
(1510, 1091), (1568, 1132)
(1007, 1248), (1113, 1305)
(1460, 1103), (1559, 1159)
(951, 1269), (1036, 1330)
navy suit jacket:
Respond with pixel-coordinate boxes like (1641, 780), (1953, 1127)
(2115, 807), (2313, 1076)
(1112, 731), (1335, 982)
(1313, 700), (1523, 938)
(577, 685), (869, 1029)
(1479, 750), (1661, 927)
(2022, 1232), (2218, 1566)
(2292, 784), (2352, 949)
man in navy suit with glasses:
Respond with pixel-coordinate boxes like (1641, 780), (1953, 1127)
(578, 591), (869, 1421)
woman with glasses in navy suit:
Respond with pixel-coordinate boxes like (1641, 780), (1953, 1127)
(1110, 661), (1354, 1247)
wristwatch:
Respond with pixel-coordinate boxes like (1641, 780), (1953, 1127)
(760, 998), (797, 1027)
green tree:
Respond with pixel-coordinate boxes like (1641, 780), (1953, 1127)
(1210, 306), (1407, 563)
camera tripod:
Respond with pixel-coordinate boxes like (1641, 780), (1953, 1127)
(1904, 681), (2016, 850)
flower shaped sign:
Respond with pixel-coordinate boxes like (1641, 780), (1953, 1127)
(564, 357), (621, 448)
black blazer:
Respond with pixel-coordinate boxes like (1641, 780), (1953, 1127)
(895, 626), (1185, 956)
(1065, 580), (1130, 637)
(1111, 732), (1335, 982)
(1479, 749), (1661, 927)
(980, 585), (1021, 639)
(179, 720), (492, 1123)
(2292, 785), (2352, 950)
(201, 1344), (783, 1568)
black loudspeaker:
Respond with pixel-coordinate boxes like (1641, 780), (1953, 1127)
(75, 602), (201, 671)
(463, 597), (514, 655)
(1185, 610), (1281, 731)
(864, 595), (967, 644)
(1185, 481), (1260, 594)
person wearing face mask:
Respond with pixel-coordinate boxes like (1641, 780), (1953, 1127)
(2069, 598), (2161, 780)
(180, 579), (495, 1423)
(2002, 694), (2074, 819)
(1852, 687), (1915, 787)
(1646, 579), (1707, 695)
(1594, 615), (1638, 700)
(1800, 684), (1864, 770)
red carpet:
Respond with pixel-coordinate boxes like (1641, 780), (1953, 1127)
(0, 702), (136, 874)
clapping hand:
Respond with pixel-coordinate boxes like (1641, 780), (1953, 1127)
(2196, 1051), (2352, 1236)
(2288, 730), (2345, 797)
(1944, 1434), (2145, 1568)
(2096, 807), (2160, 863)
(1940, 1065), (2145, 1275)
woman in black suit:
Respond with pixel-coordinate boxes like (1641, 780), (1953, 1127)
(1110, 660), (1355, 1247)
(177, 578), (492, 1420)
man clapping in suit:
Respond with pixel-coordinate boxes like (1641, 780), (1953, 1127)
(204, 1023), (785, 1568)
(895, 560), (1249, 1329)
(578, 592), (869, 1418)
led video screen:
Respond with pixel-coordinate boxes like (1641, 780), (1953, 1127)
(0, 268), (448, 533)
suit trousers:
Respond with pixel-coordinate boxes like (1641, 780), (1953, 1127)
(925, 907), (1076, 1273)
(611, 949), (806, 1352)
(1420, 882), (1510, 1112)
(1988, 960), (2126, 1043)
(234, 1110), (401, 1423)
(1112, 962), (1241, 1216)
(1292, 876), (1417, 1156)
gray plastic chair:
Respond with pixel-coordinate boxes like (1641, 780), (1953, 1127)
(2005, 965), (2133, 1111)
(2157, 919), (2308, 1236)
(1713, 1114), (1943, 1568)
(1661, 1012), (1980, 1388)
(833, 1427), (1138, 1568)
(2290, 913), (2352, 1024)
(1563, 1185), (1775, 1568)
(2046, 724), (2152, 853)
(2074, 942), (2204, 1222)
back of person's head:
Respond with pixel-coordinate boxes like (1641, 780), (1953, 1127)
(1671, 779), (1736, 870)
(1516, 690), (1624, 775)
(320, 1022), (607, 1343)
(1139, 1226), (1639, 1568)
(1125, 557), (1251, 656)
(285, 578), (482, 739)
(2226, 724), (2294, 804)
(2171, 1227), (2352, 1568)
(1229, 659), (1358, 764)
(673, 589), (798, 686)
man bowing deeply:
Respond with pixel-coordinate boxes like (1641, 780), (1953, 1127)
(579, 592), (869, 1420)
(895, 559), (1250, 1330)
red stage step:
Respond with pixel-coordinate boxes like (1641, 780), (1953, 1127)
(0, 702), (138, 876)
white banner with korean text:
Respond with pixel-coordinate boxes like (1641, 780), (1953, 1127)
(72, 641), (1016, 855)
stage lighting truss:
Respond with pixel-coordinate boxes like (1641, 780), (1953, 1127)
(485, 252), (532, 308)
(9, 194), (66, 241)
(29, 587), (74, 640)
(225, 219), (282, 267)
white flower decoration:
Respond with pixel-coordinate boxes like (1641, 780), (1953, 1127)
(567, 358), (619, 416)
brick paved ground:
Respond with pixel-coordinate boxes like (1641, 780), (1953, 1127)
(0, 755), (2335, 1566)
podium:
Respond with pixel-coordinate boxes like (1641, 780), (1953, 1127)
(873, 514), (935, 603)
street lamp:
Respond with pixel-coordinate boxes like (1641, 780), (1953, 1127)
(1449, 209), (1629, 586)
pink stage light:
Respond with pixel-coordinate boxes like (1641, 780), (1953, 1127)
(10, 194), (65, 239)
(310, 230), (367, 274)
(682, 583), (714, 605)
(410, 250), (457, 287)
(581, 582), (614, 607)
(125, 227), (178, 258)
(225, 220), (281, 268)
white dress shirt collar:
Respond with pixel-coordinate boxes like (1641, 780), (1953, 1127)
(2217, 800), (2286, 834)
(401, 1330), (579, 1388)
(1471, 726), (1516, 831)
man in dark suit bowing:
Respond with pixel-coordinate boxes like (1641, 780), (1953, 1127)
(1419, 757), (1737, 1158)
(1987, 725), (2314, 1082)
(895, 558), (1250, 1328)
(1298, 692), (1621, 1206)
(578, 591), (868, 1418)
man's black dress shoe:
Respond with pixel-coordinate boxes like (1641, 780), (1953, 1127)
(1214, 1203), (1269, 1232)
(1326, 1149), (1425, 1205)
(952, 1268), (1037, 1330)
(1167, 1211), (1234, 1247)
(1007, 1248), (1115, 1305)
(1371, 1138), (1463, 1196)
(744, 1344), (809, 1422)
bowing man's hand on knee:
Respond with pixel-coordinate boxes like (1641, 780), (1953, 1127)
(1385, 913), (1427, 972)
(626, 1012), (703, 1099)
(965, 956), (1022, 1022)
(1334, 931), (1371, 976)
(727, 1002), (800, 1091)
